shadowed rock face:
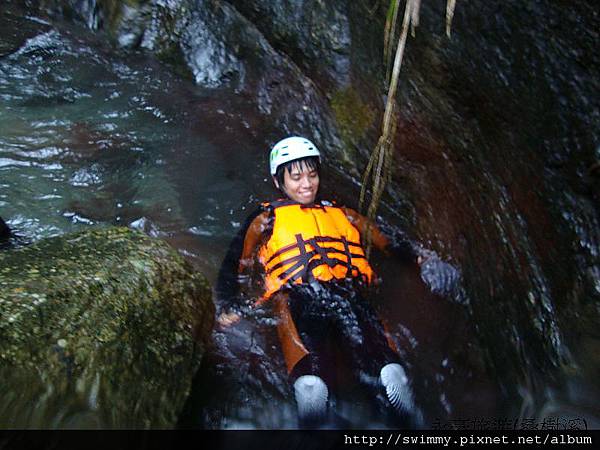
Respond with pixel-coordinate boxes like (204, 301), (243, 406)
(388, 0), (600, 417)
(227, 0), (352, 91)
(0, 227), (214, 428)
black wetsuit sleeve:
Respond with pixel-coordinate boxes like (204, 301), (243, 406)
(378, 222), (420, 264)
(215, 207), (264, 314)
(388, 238), (419, 263)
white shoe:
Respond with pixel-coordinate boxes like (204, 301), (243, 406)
(294, 375), (328, 421)
(380, 363), (414, 414)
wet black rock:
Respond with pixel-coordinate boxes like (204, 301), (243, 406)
(34, 0), (386, 169)
(389, 0), (600, 416)
(228, 0), (385, 158)
(228, 0), (353, 91)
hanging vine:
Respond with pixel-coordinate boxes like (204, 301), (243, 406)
(359, 0), (457, 256)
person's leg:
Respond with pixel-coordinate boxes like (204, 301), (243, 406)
(333, 284), (419, 423)
(279, 287), (332, 425)
(330, 284), (398, 374)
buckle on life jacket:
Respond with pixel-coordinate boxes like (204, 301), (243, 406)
(267, 199), (333, 211)
(300, 202), (325, 210)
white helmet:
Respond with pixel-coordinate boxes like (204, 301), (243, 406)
(269, 136), (321, 175)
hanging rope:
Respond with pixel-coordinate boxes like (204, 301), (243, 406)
(446, 0), (457, 37)
(359, 0), (456, 257)
(360, 0), (414, 258)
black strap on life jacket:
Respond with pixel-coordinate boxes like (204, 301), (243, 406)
(265, 235), (365, 267)
(262, 199), (365, 285)
(266, 234), (366, 285)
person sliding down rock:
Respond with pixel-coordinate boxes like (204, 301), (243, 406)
(216, 136), (459, 427)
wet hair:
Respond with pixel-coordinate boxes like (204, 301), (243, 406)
(274, 156), (320, 192)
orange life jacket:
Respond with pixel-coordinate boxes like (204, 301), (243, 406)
(257, 200), (375, 303)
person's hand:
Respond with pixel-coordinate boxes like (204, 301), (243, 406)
(217, 312), (241, 328)
(418, 254), (460, 296)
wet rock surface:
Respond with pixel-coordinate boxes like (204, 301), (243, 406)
(32, 0), (385, 168)
(0, 2), (51, 57)
(227, 0), (352, 91)
(0, 227), (214, 428)
(387, 0), (600, 417)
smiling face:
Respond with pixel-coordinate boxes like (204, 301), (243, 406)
(274, 159), (320, 205)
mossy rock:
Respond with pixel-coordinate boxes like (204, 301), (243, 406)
(331, 88), (375, 139)
(331, 87), (377, 162)
(0, 227), (214, 428)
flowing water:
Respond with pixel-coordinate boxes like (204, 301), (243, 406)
(0, 13), (269, 275)
(1, 2), (598, 429)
